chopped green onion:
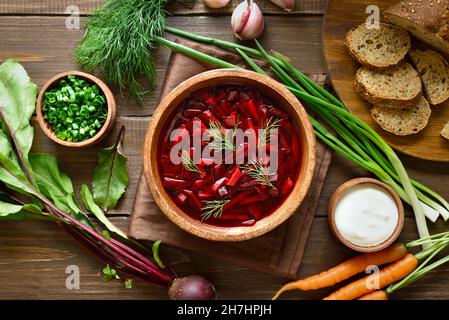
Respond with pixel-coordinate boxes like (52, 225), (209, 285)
(42, 75), (108, 142)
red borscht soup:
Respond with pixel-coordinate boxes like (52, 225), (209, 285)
(158, 85), (301, 227)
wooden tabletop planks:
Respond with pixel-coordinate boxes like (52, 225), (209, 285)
(1, 217), (448, 299)
(1, 0), (449, 300)
(166, 0), (327, 15)
(0, 15), (324, 118)
(0, 0), (327, 15)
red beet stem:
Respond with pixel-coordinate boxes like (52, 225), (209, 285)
(0, 112), (176, 288)
(33, 192), (174, 283)
(63, 224), (170, 286)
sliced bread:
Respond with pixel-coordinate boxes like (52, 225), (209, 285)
(346, 23), (411, 68)
(370, 96), (431, 136)
(384, 0), (449, 56)
(355, 62), (422, 108)
(441, 121), (449, 140)
(409, 49), (449, 105)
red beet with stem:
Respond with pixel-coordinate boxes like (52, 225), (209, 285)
(0, 109), (217, 298)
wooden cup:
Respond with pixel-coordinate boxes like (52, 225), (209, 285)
(143, 69), (317, 242)
(328, 177), (405, 253)
(36, 71), (116, 148)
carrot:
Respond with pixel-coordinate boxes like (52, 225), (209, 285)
(323, 254), (418, 300)
(358, 290), (389, 300)
(272, 243), (407, 300)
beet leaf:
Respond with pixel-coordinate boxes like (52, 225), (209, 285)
(0, 60), (38, 172)
(92, 126), (128, 211)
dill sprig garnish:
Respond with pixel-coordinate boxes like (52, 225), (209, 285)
(242, 161), (277, 189)
(201, 199), (231, 221)
(181, 150), (202, 175)
(208, 121), (237, 152)
(258, 117), (282, 146)
(75, 0), (167, 103)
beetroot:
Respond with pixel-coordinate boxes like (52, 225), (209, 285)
(245, 98), (260, 123)
(176, 192), (187, 205)
(212, 177), (227, 192)
(183, 108), (202, 117)
(213, 164), (225, 178)
(158, 85), (301, 227)
(226, 167), (243, 187)
(169, 275), (216, 300)
(192, 177), (211, 190)
(281, 177), (294, 196)
(163, 177), (188, 189)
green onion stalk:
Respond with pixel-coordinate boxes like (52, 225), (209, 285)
(75, 0), (449, 240)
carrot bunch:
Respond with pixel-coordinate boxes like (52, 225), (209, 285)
(323, 253), (418, 300)
(273, 232), (449, 300)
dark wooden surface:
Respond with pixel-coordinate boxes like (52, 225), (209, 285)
(0, 0), (326, 15)
(1, 0), (449, 300)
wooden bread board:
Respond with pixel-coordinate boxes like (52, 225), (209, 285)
(323, 0), (449, 162)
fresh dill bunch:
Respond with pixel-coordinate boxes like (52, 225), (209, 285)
(75, 0), (167, 103)
(201, 199), (230, 221)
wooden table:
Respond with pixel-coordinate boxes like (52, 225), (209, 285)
(1, 0), (448, 300)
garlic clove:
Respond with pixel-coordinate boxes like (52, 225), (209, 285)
(203, 0), (231, 9)
(270, 0), (295, 12)
(231, 0), (265, 40)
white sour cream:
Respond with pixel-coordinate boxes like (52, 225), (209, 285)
(334, 183), (399, 247)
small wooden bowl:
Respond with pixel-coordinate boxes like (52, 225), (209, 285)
(143, 69), (317, 242)
(328, 177), (405, 253)
(36, 71), (116, 148)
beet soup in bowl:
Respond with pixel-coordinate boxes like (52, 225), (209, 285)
(143, 69), (316, 241)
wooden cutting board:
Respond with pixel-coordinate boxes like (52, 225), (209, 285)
(323, 0), (449, 162)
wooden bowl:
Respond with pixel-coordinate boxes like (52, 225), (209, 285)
(36, 71), (116, 148)
(143, 69), (317, 242)
(328, 177), (405, 253)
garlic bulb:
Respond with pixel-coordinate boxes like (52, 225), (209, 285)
(270, 0), (295, 12)
(231, 0), (265, 40)
(203, 0), (231, 9)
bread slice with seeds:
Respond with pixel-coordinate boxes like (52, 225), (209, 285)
(370, 96), (431, 136)
(355, 62), (422, 108)
(385, 0), (449, 56)
(409, 49), (449, 105)
(346, 23), (411, 68)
